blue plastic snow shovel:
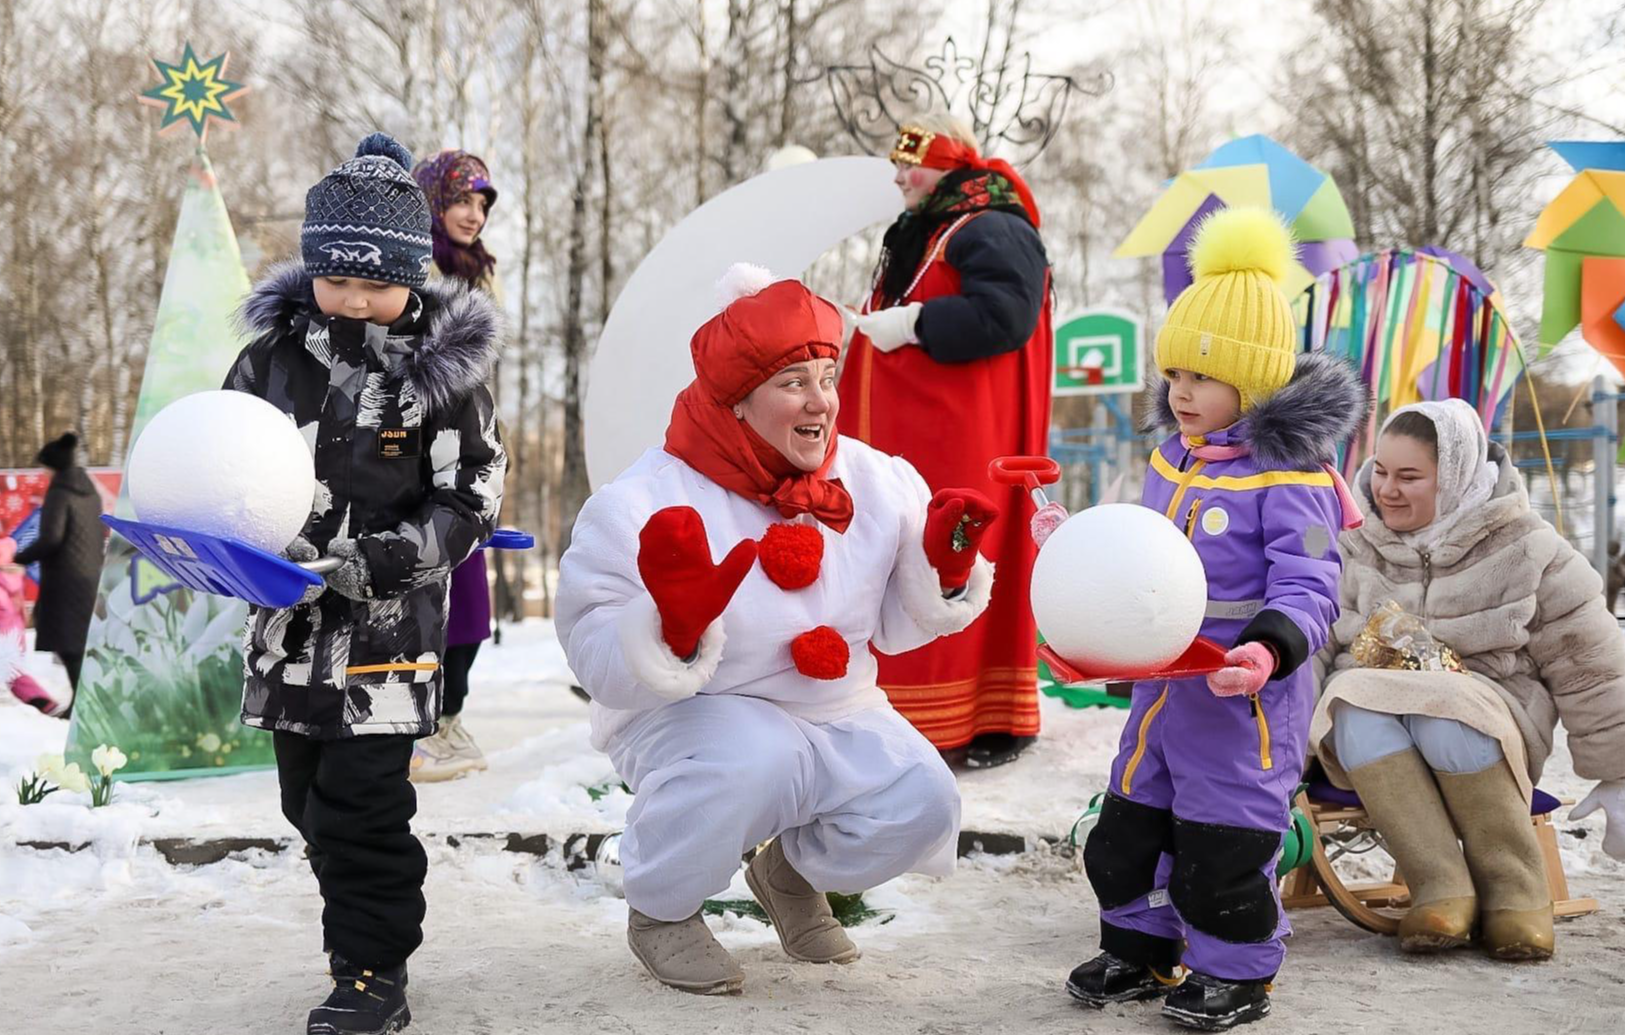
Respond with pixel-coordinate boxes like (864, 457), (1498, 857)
(103, 515), (534, 610)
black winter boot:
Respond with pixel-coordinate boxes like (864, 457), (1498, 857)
(1161, 971), (1271, 1030)
(1065, 951), (1177, 1007)
(307, 953), (411, 1034)
(964, 733), (1037, 769)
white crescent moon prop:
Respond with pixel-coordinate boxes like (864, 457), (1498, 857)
(584, 156), (900, 489)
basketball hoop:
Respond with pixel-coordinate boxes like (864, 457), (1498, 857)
(1061, 357), (1106, 386)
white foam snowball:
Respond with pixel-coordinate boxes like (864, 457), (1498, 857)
(1031, 503), (1208, 673)
(127, 390), (316, 554)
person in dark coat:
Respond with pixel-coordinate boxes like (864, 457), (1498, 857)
(225, 132), (506, 1035)
(15, 431), (106, 703)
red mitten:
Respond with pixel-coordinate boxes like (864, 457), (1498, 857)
(1206, 642), (1277, 698)
(923, 488), (1001, 590)
(637, 506), (758, 659)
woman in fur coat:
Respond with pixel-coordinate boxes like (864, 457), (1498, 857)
(1313, 399), (1625, 961)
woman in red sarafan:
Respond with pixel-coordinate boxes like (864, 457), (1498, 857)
(839, 114), (1053, 767)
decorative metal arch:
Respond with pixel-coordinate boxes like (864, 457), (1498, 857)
(819, 37), (1109, 164)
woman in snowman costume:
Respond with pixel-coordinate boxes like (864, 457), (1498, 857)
(556, 265), (999, 995)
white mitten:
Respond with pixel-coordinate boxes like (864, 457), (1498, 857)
(855, 303), (922, 353)
(1571, 779), (1625, 861)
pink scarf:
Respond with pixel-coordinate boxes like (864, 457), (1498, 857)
(1182, 435), (1363, 530)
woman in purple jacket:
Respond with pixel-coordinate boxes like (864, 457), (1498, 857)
(1049, 210), (1365, 1031)
(409, 149), (501, 782)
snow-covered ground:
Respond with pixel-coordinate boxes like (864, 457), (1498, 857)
(3, 621), (1622, 1034)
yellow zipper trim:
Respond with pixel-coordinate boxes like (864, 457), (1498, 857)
(1252, 696), (1274, 771)
(345, 662), (439, 675)
(1162, 458), (1208, 522)
(1121, 684), (1170, 795)
(1183, 497), (1203, 539)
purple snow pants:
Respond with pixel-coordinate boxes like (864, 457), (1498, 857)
(1083, 671), (1312, 981)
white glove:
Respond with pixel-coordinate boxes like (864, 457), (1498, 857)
(1030, 501), (1069, 548)
(1571, 779), (1625, 861)
(855, 302), (922, 353)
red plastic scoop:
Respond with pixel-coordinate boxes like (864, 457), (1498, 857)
(990, 455), (1062, 509)
(1039, 636), (1229, 684)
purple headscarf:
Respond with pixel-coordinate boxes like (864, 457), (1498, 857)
(411, 149), (498, 286)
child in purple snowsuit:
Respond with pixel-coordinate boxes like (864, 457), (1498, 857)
(1059, 209), (1366, 1030)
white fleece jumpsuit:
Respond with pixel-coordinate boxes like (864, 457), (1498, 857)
(556, 437), (994, 920)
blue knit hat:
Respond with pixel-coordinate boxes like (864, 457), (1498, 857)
(302, 133), (433, 288)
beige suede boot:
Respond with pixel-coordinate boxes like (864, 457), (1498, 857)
(745, 839), (861, 964)
(1345, 748), (1477, 952)
(626, 908), (745, 994)
(1435, 765), (1554, 961)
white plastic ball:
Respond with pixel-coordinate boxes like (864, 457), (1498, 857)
(127, 390), (316, 554)
(1031, 503), (1208, 673)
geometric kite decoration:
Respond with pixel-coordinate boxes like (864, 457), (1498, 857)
(1116, 134), (1359, 304)
(1524, 142), (1625, 376)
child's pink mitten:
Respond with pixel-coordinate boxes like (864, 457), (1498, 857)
(1206, 642), (1276, 697)
(1030, 502), (1069, 548)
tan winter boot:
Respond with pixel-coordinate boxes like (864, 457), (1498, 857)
(1436, 765), (1554, 961)
(1346, 749), (1477, 952)
(744, 839), (861, 964)
(626, 908), (745, 995)
(409, 714), (487, 783)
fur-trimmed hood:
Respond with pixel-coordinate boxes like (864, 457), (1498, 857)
(238, 259), (502, 415)
(1147, 351), (1369, 470)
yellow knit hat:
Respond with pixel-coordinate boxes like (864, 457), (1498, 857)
(1154, 207), (1298, 410)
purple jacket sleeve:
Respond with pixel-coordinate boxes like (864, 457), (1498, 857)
(1237, 482), (1344, 679)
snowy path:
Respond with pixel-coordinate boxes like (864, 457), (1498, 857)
(3, 621), (1624, 1033)
(6, 844), (1622, 1034)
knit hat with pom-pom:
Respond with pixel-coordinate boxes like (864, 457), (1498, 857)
(1154, 207), (1298, 409)
(688, 263), (845, 407)
(302, 132), (434, 288)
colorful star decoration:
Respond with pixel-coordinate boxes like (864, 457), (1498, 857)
(138, 43), (248, 141)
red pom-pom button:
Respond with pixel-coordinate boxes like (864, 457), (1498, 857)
(758, 522), (824, 590)
(791, 626), (849, 680)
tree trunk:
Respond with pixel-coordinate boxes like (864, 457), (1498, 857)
(720, 0), (749, 184)
(1419, 3), (1438, 245)
(693, 1), (709, 203)
(556, 0), (606, 558)
(777, 0), (797, 146)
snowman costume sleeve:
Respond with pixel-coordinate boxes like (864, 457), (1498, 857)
(556, 475), (728, 711)
(873, 451), (994, 654)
